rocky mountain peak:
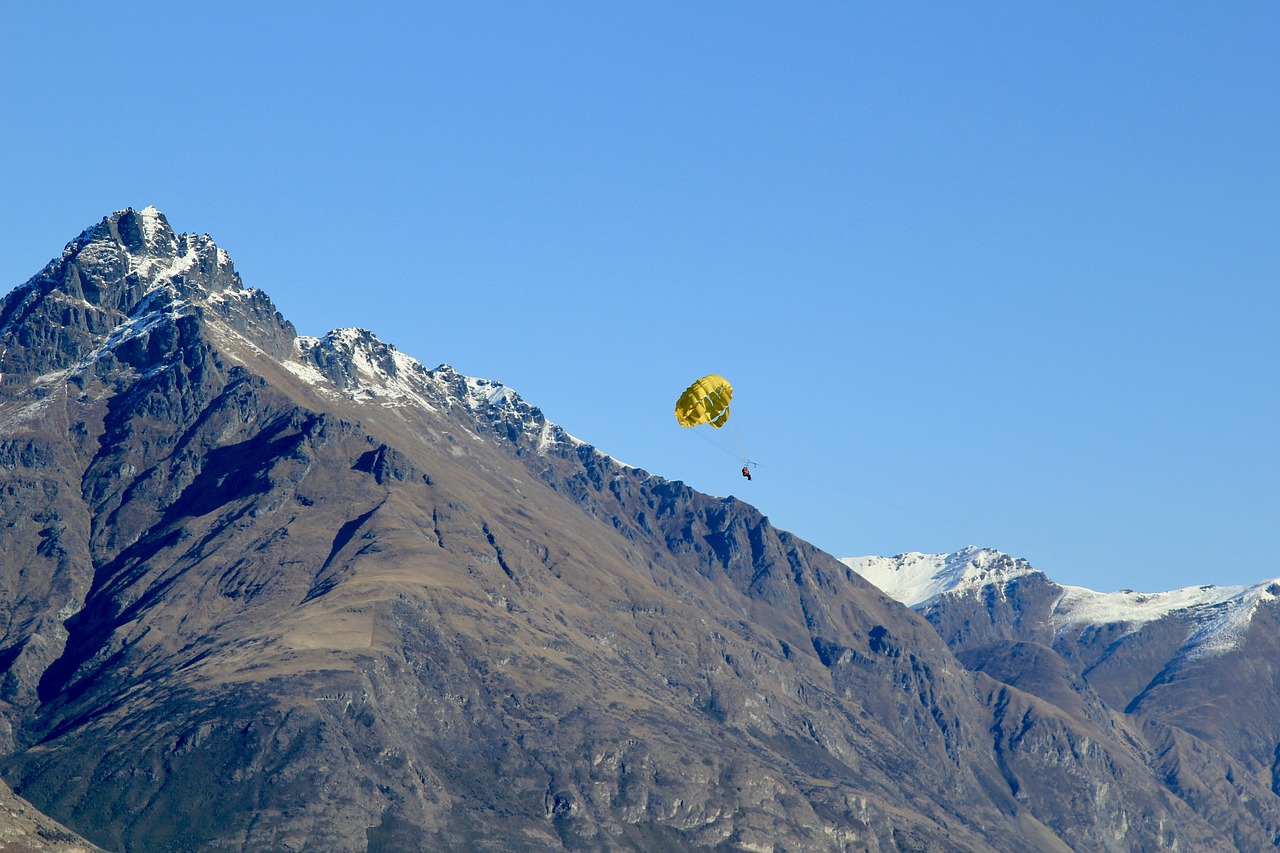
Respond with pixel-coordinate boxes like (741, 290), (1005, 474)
(297, 327), (419, 398)
(115, 205), (178, 256)
(0, 207), (290, 384)
(60, 206), (239, 306)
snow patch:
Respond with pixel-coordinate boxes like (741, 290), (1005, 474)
(462, 375), (514, 409)
(0, 396), (56, 431)
(98, 296), (190, 353)
(124, 233), (197, 290)
(138, 205), (165, 244)
(206, 286), (251, 304)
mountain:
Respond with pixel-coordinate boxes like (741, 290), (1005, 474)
(846, 547), (1280, 850)
(0, 208), (1275, 851)
(0, 775), (106, 852)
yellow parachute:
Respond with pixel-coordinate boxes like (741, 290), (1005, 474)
(674, 374), (733, 428)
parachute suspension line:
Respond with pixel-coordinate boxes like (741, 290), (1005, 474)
(726, 411), (750, 466)
(690, 424), (745, 462)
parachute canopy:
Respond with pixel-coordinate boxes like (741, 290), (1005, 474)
(674, 374), (733, 428)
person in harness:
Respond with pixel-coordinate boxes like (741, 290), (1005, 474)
(741, 465), (752, 481)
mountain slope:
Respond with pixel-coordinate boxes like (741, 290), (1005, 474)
(0, 209), (1269, 851)
(847, 547), (1280, 850)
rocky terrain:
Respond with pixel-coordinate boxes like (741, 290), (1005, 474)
(0, 208), (1277, 851)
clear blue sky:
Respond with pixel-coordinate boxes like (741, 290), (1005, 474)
(3, 2), (1277, 593)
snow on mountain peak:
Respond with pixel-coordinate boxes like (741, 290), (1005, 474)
(842, 546), (1034, 607)
(61, 207), (240, 302)
(846, 543), (1280, 660)
(293, 328), (433, 407)
(9, 208), (609, 479)
(1053, 579), (1280, 658)
(284, 328), (598, 465)
(292, 331), (529, 421)
(137, 205), (168, 245)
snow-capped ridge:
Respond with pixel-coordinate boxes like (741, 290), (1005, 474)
(842, 546), (1034, 608)
(846, 546), (1280, 660)
(295, 328), (503, 411)
(290, 327), (585, 457)
(1053, 578), (1280, 659)
(295, 328), (434, 407)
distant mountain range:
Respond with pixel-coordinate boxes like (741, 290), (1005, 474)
(844, 545), (1280, 693)
(845, 546), (1280, 851)
(1, 208), (1278, 851)
(847, 546), (1280, 659)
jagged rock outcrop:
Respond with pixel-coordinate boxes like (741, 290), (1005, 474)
(0, 210), (1275, 851)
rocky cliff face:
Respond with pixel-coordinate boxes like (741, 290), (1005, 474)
(0, 209), (1272, 851)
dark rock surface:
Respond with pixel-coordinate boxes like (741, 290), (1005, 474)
(0, 209), (1274, 851)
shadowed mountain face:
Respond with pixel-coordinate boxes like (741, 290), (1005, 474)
(0, 209), (1273, 851)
